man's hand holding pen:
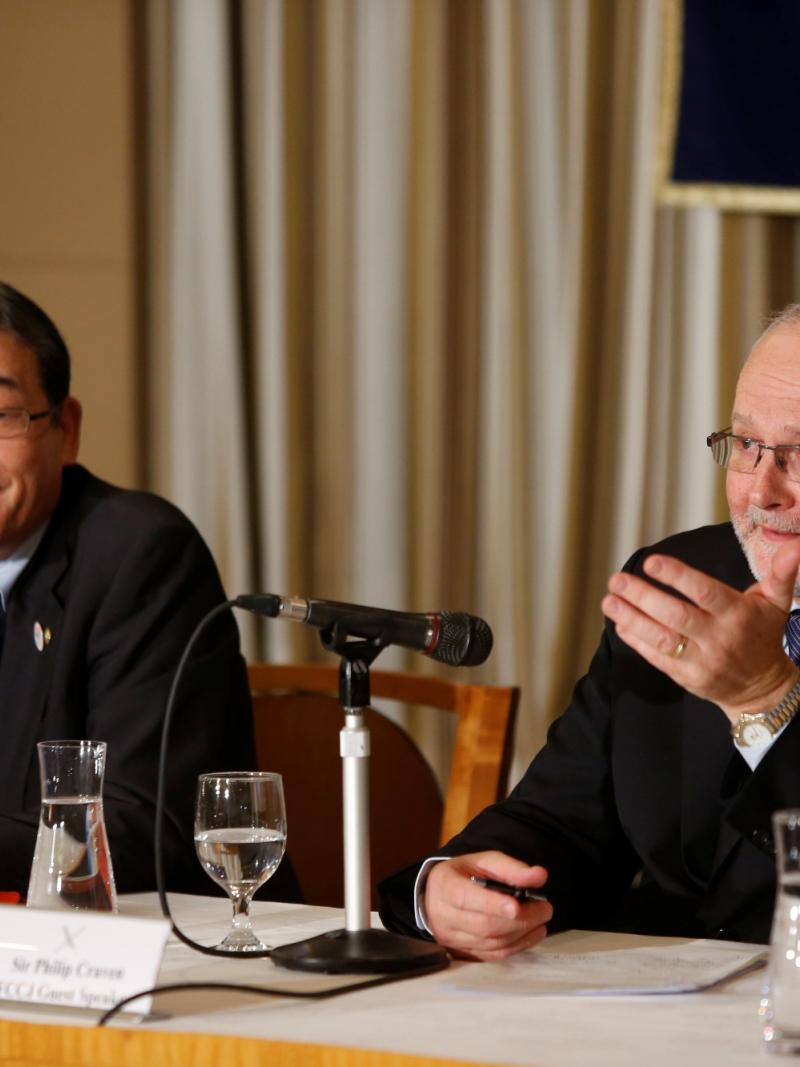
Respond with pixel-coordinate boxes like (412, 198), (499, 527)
(424, 851), (552, 961)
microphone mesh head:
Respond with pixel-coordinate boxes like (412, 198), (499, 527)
(434, 613), (494, 667)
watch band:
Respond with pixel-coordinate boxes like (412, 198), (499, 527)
(731, 675), (800, 746)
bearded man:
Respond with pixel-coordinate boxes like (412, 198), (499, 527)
(379, 306), (800, 957)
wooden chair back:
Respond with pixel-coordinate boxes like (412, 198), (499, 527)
(247, 663), (518, 907)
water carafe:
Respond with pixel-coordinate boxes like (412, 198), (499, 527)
(27, 740), (117, 912)
(761, 808), (800, 1052)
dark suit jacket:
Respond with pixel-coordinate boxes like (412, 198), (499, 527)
(379, 522), (792, 944)
(0, 464), (297, 900)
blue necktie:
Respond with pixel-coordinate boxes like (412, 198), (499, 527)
(786, 611), (800, 665)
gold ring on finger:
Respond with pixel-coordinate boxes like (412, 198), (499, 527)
(669, 634), (688, 659)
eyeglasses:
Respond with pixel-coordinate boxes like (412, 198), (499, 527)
(707, 428), (800, 485)
(0, 407), (55, 439)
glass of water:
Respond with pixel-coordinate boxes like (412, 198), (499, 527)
(194, 771), (287, 952)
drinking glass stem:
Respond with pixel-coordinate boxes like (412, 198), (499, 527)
(230, 891), (254, 933)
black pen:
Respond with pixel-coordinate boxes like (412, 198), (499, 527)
(470, 875), (548, 903)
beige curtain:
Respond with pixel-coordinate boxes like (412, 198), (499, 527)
(145, 0), (800, 785)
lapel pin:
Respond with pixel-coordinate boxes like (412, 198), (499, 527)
(33, 622), (51, 652)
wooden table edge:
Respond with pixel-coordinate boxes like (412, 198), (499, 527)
(0, 1016), (507, 1067)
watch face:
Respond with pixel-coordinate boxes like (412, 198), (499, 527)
(740, 720), (774, 746)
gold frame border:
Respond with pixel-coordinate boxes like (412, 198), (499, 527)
(654, 0), (683, 200)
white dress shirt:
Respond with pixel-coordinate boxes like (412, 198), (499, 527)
(0, 524), (48, 610)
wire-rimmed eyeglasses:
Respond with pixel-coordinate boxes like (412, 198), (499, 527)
(707, 428), (800, 485)
(0, 407), (55, 439)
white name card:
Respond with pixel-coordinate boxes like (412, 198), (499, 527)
(0, 905), (171, 1014)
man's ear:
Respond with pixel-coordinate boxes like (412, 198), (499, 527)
(59, 397), (82, 465)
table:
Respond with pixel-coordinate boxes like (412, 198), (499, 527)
(0, 894), (776, 1067)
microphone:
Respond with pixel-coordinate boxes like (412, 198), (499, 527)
(234, 594), (493, 667)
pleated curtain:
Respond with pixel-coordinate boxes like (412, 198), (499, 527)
(144, 0), (800, 784)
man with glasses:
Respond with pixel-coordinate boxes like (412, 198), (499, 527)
(0, 282), (294, 900)
(379, 306), (800, 957)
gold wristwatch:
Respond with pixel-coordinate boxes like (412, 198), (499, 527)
(731, 676), (800, 747)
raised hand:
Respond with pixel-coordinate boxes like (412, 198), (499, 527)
(601, 539), (800, 722)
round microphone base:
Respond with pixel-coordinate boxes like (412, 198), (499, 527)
(270, 928), (449, 975)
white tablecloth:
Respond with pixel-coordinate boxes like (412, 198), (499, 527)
(0, 893), (776, 1067)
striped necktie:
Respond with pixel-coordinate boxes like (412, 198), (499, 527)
(786, 611), (800, 665)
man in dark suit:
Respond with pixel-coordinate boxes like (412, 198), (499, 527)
(0, 281), (291, 899)
(379, 306), (800, 956)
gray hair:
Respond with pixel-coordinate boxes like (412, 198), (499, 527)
(760, 304), (800, 341)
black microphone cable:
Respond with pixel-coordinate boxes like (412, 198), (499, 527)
(153, 599), (249, 958)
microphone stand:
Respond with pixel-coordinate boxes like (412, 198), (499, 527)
(270, 622), (449, 974)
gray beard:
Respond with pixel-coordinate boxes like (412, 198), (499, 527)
(731, 507), (800, 600)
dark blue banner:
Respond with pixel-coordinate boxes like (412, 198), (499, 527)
(658, 0), (800, 212)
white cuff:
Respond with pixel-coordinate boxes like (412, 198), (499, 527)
(413, 856), (450, 934)
(734, 721), (789, 771)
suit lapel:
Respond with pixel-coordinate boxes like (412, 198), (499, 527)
(680, 540), (756, 886)
(680, 692), (743, 886)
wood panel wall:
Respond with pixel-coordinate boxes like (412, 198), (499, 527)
(0, 0), (140, 488)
